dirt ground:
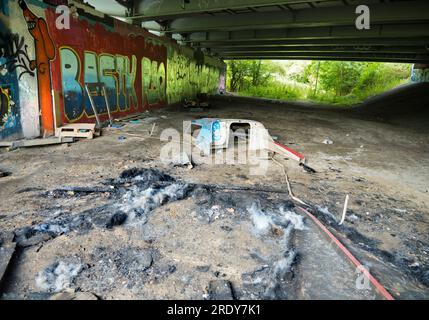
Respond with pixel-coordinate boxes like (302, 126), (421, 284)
(0, 95), (428, 300)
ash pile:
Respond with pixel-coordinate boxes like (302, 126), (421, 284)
(1, 168), (309, 300)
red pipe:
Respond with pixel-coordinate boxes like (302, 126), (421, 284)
(297, 206), (395, 300)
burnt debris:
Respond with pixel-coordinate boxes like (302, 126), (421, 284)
(0, 170), (11, 178)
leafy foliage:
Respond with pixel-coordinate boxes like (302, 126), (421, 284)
(226, 60), (411, 106)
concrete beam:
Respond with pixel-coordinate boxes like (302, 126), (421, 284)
(132, 0), (335, 21)
(220, 52), (429, 63)
(182, 24), (429, 43)
(162, 1), (429, 33)
(191, 38), (429, 48)
(211, 46), (429, 54)
(225, 56), (426, 63)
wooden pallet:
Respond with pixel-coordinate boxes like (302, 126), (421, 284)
(56, 123), (97, 140)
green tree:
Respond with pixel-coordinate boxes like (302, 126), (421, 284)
(227, 60), (275, 91)
(227, 60), (250, 91)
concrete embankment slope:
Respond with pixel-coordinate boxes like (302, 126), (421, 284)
(215, 82), (429, 120)
(353, 82), (429, 117)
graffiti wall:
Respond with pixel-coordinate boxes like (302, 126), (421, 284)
(0, 0), (41, 140)
(167, 46), (223, 104)
(0, 0), (225, 140)
(411, 64), (429, 83)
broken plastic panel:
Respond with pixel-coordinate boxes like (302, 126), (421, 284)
(189, 118), (306, 163)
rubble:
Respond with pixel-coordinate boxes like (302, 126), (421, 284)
(208, 280), (235, 300)
(0, 233), (16, 287)
(323, 139), (334, 145)
(50, 292), (98, 300)
(0, 170), (11, 178)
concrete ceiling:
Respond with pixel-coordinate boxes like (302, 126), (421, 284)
(85, 0), (429, 63)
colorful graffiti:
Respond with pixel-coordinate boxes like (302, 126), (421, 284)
(58, 48), (168, 121)
(0, 56), (20, 138)
(411, 66), (429, 83)
(0, 16), (22, 139)
(46, 8), (171, 124)
(167, 49), (221, 104)
(1, 0), (224, 139)
(19, 0), (56, 134)
(59, 48), (141, 121)
(0, 31), (35, 79)
(0, 0), (9, 16)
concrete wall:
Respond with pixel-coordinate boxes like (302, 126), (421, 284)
(0, 0), (225, 140)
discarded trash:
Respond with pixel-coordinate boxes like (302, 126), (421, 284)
(48, 186), (114, 197)
(329, 167), (342, 173)
(106, 212), (128, 229)
(300, 162), (317, 174)
(323, 139), (334, 145)
(339, 195), (350, 225)
(168, 152), (193, 169)
(130, 120), (141, 124)
(56, 123), (98, 140)
(142, 117), (159, 124)
(208, 280), (235, 300)
(0, 170), (11, 178)
(118, 136), (127, 141)
(196, 265), (211, 273)
(50, 292), (98, 300)
(4, 137), (74, 150)
(189, 118), (306, 164)
(184, 94), (210, 109)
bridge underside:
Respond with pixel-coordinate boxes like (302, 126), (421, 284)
(97, 0), (429, 63)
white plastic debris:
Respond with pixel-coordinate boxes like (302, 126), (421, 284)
(323, 139), (334, 145)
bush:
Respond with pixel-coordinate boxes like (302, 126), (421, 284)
(227, 60), (411, 106)
(238, 81), (304, 101)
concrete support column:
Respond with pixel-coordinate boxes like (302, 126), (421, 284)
(411, 64), (429, 82)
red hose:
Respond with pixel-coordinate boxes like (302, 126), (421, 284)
(274, 141), (305, 161)
(297, 206), (395, 300)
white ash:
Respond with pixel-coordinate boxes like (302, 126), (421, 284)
(243, 203), (304, 299)
(263, 250), (297, 300)
(36, 260), (83, 293)
(248, 203), (306, 235)
(33, 224), (69, 235)
(278, 207), (306, 231)
(349, 214), (359, 221)
(271, 251), (297, 281)
(316, 205), (338, 222)
(118, 183), (192, 223)
(248, 203), (273, 234)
